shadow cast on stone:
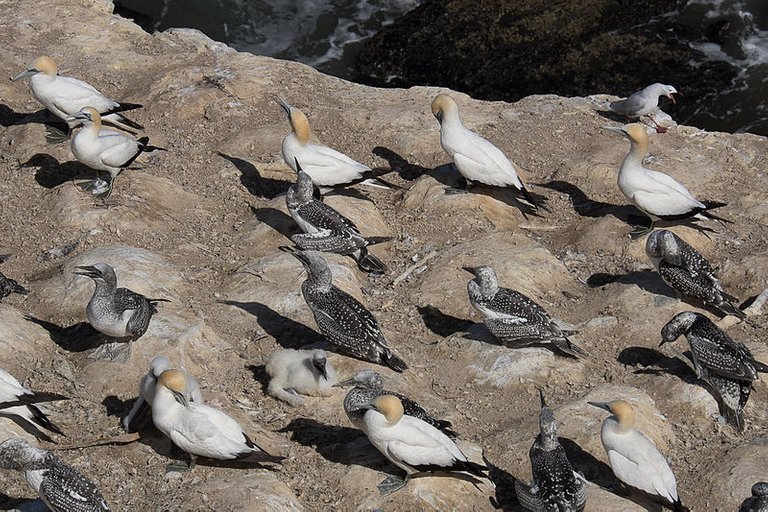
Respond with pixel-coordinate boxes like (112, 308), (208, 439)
(484, 459), (520, 510)
(372, 146), (429, 181)
(218, 300), (323, 349)
(0, 104), (62, 128)
(247, 364), (271, 393)
(0, 492), (43, 512)
(538, 180), (641, 222)
(22, 153), (98, 189)
(24, 316), (105, 352)
(252, 206), (297, 239)
(417, 305), (474, 337)
(587, 270), (677, 298)
(618, 346), (699, 385)
(217, 152), (291, 199)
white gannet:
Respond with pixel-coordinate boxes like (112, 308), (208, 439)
(265, 348), (338, 406)
(609, 83), (679, 133)
(67, 107), (164, 197)
(123, 355), (203, 432)
(0, 437), (111, 511)
(661, 311), (768, 431)
(12, 56), (142, 134)
(463, 265), (587, 358)
(431, 93), (538, 211)
(646, 230), (745, 319)
(359, 395), (487, 495)
(151, 369), (283, 471)
(0, 368), (68, 443)
(589, 400), (684, 511)
(277, 97), (388, 189)
(604, 123), (730, 237)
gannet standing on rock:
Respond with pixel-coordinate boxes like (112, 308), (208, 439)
(359, 395), (487, 495)
(286, 166), (392, 274)
(123, 355), (203, 432)
(609, 83), (679, 133)
(67, 107), (165, 198)
(12, 56), (142, 134)
(277, 97), (388, 189)
(151, 369), (283, 471)
(515, 391), (587, 512)
(265, 348), (338, 406)
(646, 230), (745, 318)
(0, 437), (111, 511)
(335, 368), (457, 437)
(282, 248), (408, 372)
(0, 368), (68, 442)
(589, 400), (684, 511)
(661, 311), (768, 431)
(75, 263), (168, 362)
(0, 255), (28, 301)
(430, 93), (538, 212)
(463, 266), (587, 358)
(604, 123), (730, 237)
(740, 482), (768, 512)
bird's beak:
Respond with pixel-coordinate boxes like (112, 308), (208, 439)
(659, 338), (668, 347)
(668, 92), (680, 105)
(11, 68), (37, 81)
(433, 110), (443, 124)
(461, 266), (478, 275)
(318, 365), (328, 381)
(74, 265), (101, 278)
(588, 401), (612, 413)
(173, 390), (189, 407)
(276, 96), (292, 117)
(333, 377), (358, 388)
(602, 125), (626, 136)
(65, 112), (89, 123)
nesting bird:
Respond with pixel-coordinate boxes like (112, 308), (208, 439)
(358, 394), (487, 495)
(464, 266), (586, 358)
(646, 230), (744, 318)
(604, 123), (729, 236)
(431, 93), (538, 211)
(740, 482), (768, 512)
(336, 368), (456, 437)
(589, 400), (684, 511)
(265, 348), (338, 406)
(12, 56), (142, 134)
(67, 107), (164, 197)
(609, 83), (679, 133)
(661, 311), (768, 431)
(75, 263), (168, 362)
(123, 355), (203, 432)
(0, 255), (28, 301)
(0, 437), (110, 511)
(151, 369), (283, 471)
(515, 392), (587, 512)
(0, 368), (68, 443)
(286, 167), (392, 274)
(283, 248), (407, 371)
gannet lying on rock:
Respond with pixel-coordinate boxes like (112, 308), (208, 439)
(265, 348), (338, 406)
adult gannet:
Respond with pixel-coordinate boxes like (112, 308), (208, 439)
(12, 56), (142, 133)
(122, 355), (203, 432)
(609, 83), (679, 133)
(151, 369), (283, 471)
(0, 437), (111, 511)
(646, 230), (744, 318)
(661, 311), (768, 431)
(604, 123), (729, 237)
(431, 93), (538, 211)
(589, 400), (684, 511)
(463, 265), (586, 358)
(265, 348), (338, 406)
(0, 368), (68, 442)
(67, 107), (164, 197)
(286, 166), (392, 274)
(359, 395), (487, 495)
(282, 248), (408, 372)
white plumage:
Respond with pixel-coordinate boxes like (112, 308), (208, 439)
(609, 83), (678, 132)
(0, 368), (65, 441)
(68, 107), (143, 178)
(265, 349), (338, 406)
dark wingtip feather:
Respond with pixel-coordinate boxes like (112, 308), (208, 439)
(383, 351), (408, 373)
(456, 459), (489, 479)
(356, 249), (388, 275)
(552, 337), (589, 359)
(117, 112), (144, 130)
(28, 404), (65, 436)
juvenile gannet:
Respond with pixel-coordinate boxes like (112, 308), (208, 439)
(740, 482), (768, 512)
(589, 400), (683, 511)
(604, 123), (730, 236)
(515, 391), (587, 512)
(609, 83), (679, 133)
(67, 107), (164, 197)
(661, 311), (768, 431)
(646, 230), (744, 318)
(0, 263), (28, 301)
(335, 368), (456, 437)
(75, 263), (168, 361)
(286, 166), (392, 274)
(0, 368), (68, 442)
(464, 266), (586, 358)
(12, 56), (142, 133)
(431, 93), (538, 211)
(151, 369), (283, 471)
(359, 394), (487, 495)
(283, 248), (407, 372)
(123, 355), (203, 432)
(277, 97), (387, 189)
(0, 437), (110, 511)
(265, 348), (338, 406)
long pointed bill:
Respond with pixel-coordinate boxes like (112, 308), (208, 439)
(276, 96), (292, 117)
(11, 69), (37, 81)
(461, 266), (478, 275)
(587, 401), (612, 413)
(668, 93), (678, 105)
(173, 390), (189, 407)
(332, 377), (359, 388)
(74, 265), (101, 278)
(601, 125), (626, 136)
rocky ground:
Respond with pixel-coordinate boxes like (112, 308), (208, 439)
(0, 0), (767, 510)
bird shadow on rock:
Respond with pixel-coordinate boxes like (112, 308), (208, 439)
(0, 493), (44, 512)
(484, 459), (520, 510)
(21, 153), (98, 189)
(247, 364), (271, 393)
(218, 300), (324, 349)
(24, 316), (105, 352)
(251, 205), (297, 239)
(372, 146), (429, 181)
(586, 270), (677, 299)
(417, 305), (474, 337)
(217, 152), (292, 199)
(618, 346), (699, 385)
(0, 104), (59, 128)
(538, 180), (641, 222)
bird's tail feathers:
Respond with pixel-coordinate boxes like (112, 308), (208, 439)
(383, 350), (408, 373)
(8, 279), (28, 295)
(700, 202), (732, 225)
(456, 459), (489, 479)
(752, 359), (768, 374)
(28, 404), (65, 436)
(356, 248), (388, 275)
(18, 392), (69, 405)
(364, 236), (393, 246)
(137, 137), (167, 153)
(672, 498), (689, 512)
(553, 336), (589, 359)
(718, 295), (746, 319)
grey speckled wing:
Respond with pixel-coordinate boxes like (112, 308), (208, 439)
(114, 288), (153, 338)
(687, 318), (759, 381)
(39, 453), (111, 512)
(292, 229), (362, 254)
(295, 200), (360, 234)
(529, 445), (586, 511)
